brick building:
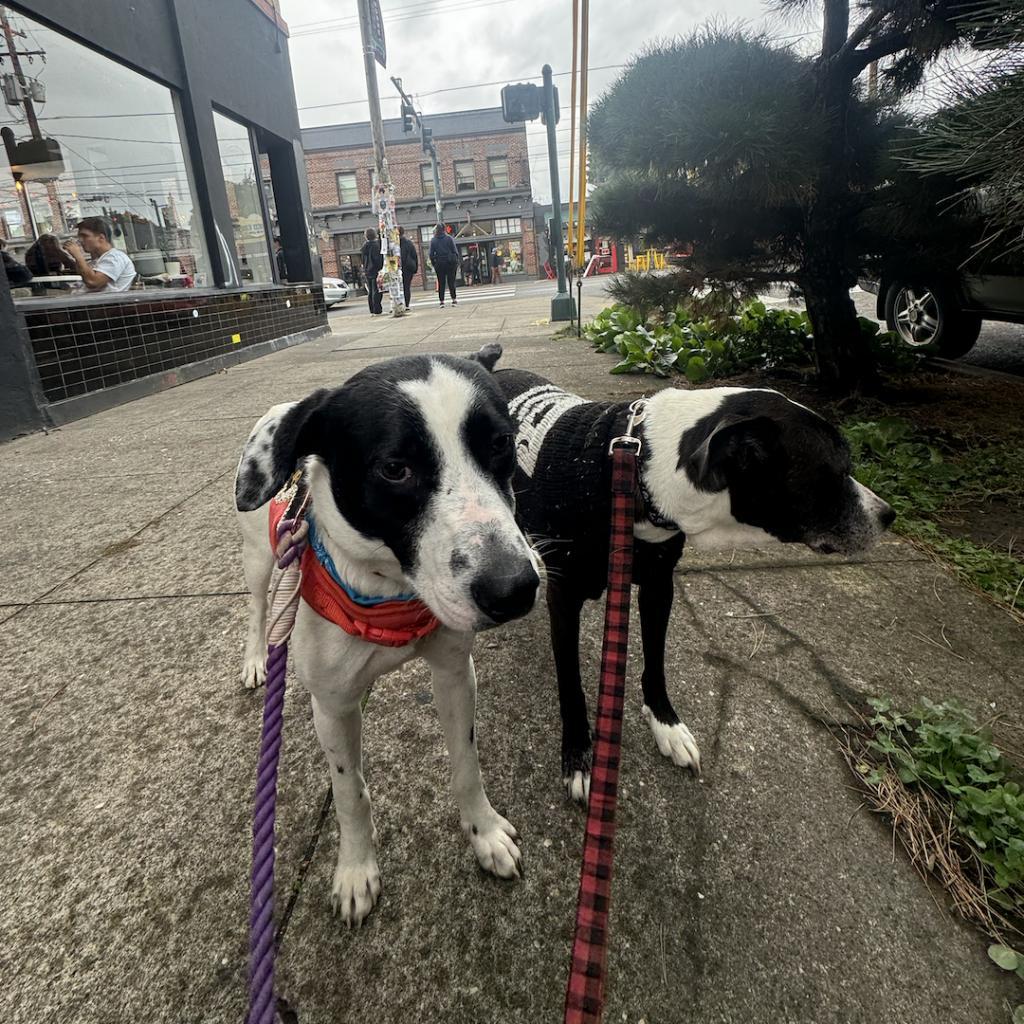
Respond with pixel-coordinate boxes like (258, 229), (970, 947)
(303, 108), (536, 293)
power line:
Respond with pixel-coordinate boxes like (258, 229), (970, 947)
(289, 0), (518, 38)
(296, 64), (626, 114)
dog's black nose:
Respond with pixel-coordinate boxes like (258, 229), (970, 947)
(879, 503), (896, 529)
(471, 558), (539, 624)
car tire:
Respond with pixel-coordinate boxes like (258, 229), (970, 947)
(883, 280), (982, 358)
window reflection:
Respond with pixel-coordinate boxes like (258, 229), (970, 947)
(213, 110), (273, 285)
(0, 4), (211, 297)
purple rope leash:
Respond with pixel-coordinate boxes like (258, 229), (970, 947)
(248, 507), (309, 1024)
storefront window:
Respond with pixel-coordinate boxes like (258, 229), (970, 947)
(333, 230), (365, 283)
(0, 4), (211, 296)
(497, 238), (523, 274)
(494, 217), (521, 236)
(213, 110), (273, 284)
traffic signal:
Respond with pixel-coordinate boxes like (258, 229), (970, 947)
(501, 83), (542, 123)
(401, 100), (415, 132)
(421, 126), (433, 153)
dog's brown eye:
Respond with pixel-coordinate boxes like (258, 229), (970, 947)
(378, 460), (412, 483)
(492, 433), (513, 454)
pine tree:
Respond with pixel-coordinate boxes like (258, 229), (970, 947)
(589, 5), (983, 393)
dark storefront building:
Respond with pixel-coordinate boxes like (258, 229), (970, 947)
(305, 108), (537, 294)
(0, 0), (327, 440)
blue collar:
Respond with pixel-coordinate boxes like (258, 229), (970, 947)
(306, 514), (418, 606)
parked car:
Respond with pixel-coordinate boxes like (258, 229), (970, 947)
(322, 276), (350, 309)
(860, 270), (1024, 358)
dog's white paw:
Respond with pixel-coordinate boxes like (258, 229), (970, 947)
(642, 705), (701, 772)
(330, 854), (382, 928)
(465, 812), (522, 879)
(563, 770), (590, 806)
(240, 653), (266, 689)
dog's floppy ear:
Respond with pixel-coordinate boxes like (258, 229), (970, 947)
(235, 389), (330, 511)
(684, 416), (781, 493)
(467, 342), (503, 372)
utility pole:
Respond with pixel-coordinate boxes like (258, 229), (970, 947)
(356, 0), (405, 314)
(391, 77), (443, 225)
(1, 11), (44, 140)
(543, 64), (575, 322)
(1, 10), (53, 236)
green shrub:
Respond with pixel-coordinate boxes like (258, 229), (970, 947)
(581, 299), (918, 381)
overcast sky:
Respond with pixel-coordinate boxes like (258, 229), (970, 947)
(280, 0), (822, 203)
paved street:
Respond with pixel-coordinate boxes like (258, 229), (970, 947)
(3, 284), (1022, 1023)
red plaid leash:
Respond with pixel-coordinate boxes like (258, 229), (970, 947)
(564, 400), (646, 1024)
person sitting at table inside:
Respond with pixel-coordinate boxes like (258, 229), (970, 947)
(0, 237), (32, 287)
(62, 217), (136, 293)
(24, 233), (78, 277)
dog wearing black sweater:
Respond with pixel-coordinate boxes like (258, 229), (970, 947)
(471, 344), (895, 802)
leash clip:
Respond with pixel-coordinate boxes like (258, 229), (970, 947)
(608, 398), (648, 455)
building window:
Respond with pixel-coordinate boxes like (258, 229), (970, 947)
(493, 217), (521, 236)
(488, 157), (509, 190)
(0, 5), (211, 294)
(454, 160), (476, 192)
(213, 111), (273, 284)
(336, 172), (358, 205)
(496, 239), (523, 274)
(420, 164), (435, 197)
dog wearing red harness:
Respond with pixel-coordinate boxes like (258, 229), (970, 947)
(235, 353), (540, 926)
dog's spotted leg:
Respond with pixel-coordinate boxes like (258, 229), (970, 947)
(422, 631), (522, 880)
(311, 694), (381, 927)
(238, 509), (274, 688)
(637, 557), (701, 773)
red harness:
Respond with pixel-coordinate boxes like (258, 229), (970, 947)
(268, 492), (440, 648)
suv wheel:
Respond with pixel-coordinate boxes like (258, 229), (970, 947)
(883, 281), (982, 358)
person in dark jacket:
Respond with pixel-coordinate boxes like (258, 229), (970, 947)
(0, 238), (32, 287)
(273, 237), (288, 282)
(360, 227), (384, 315)
(428, 224), (458, 307)
(397, 226), (418, 311)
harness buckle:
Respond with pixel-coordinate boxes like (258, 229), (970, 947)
(608, 398), (648, 455)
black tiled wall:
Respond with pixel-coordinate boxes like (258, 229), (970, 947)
(23, 286), (328, 403)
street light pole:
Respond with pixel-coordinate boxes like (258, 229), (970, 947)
(543, 64), (575, 322)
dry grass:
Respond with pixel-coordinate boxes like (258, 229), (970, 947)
(835, 714), (1024, 946)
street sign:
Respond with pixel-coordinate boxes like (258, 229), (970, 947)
(368, 0), (386, 67)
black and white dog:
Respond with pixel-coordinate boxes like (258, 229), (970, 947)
(473, 344), (895, 803)
(235, 354), (540, 926)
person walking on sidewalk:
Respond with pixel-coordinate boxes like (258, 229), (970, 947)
(490, 247), (504, 285)
(398, 226), (418, 311)
(361, 227), (384, 315)
(429, 224), (458, 308)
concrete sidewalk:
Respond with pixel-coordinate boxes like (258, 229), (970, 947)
(3, 284), (1022, 1023)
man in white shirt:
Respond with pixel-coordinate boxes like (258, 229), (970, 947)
(63, 217), (136, 293)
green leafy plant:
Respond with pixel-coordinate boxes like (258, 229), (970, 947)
(842, 418), (1024, 612)
(840, 699), (1024, 1008)
(867, 697), (1024, 903)
(580, 299), (918, 382)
